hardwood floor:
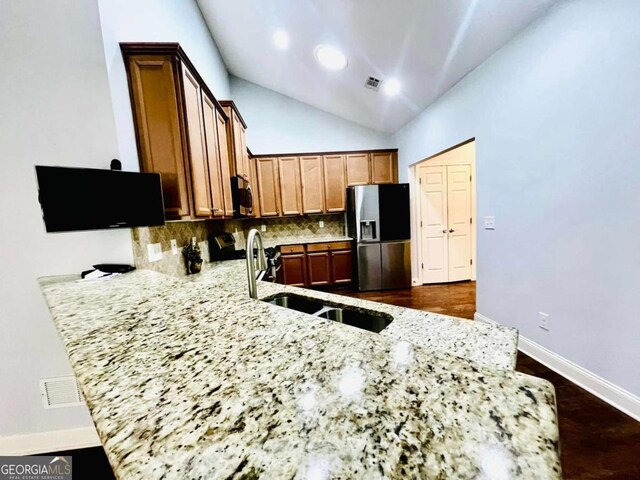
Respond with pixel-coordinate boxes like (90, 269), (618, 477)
(336, 282), (640, 479)
(336, 280), (477, 320)
(43, 281), (640, 479)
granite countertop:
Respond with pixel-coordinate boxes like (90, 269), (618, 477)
(39, 264), (561, 479)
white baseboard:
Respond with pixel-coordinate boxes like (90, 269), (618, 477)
(0, 426), (100, 456)
(475, 312), (640, 422)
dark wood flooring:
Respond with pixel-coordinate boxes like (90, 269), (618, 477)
(43, 281), (640, 479)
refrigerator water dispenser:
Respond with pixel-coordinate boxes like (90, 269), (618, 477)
(360, 221), (377, 241)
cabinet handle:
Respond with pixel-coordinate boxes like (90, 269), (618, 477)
(442, 230), (447, 234)
(449, 229), (455, 233)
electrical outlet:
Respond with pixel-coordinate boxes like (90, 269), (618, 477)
(484, 216), (495, 229)
(191, 236), (197, 245)
(539, 312), (549, 331)
(170, 239), (178, 255)
(319, 220), (325, 228)
(261, 224), (267, 232)
(147, 243), (162, 262)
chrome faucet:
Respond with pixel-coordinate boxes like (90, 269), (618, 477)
(246, 228), (267, 299)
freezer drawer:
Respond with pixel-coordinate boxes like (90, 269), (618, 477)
(357, 243), (381, 291)
(381, 240), (411, 289)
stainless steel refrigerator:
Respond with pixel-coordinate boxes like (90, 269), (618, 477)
(346, 184), (411, 291)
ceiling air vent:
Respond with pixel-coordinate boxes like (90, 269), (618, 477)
(40, 376), (84, 409)
(364, 76), (381, 91)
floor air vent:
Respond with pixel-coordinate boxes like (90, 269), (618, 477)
(364, 75), (381, 91)
(40, 376), (84, 409)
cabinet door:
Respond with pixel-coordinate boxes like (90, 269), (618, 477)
(201, 92), (224, 217)
(371, 152), (396, 184)
(331, 249), (353, 285)
(300, 156), (325, 214)
(346, 153), (371, 186)
(280, 254), (307, 286)
(248, 157), (261, 218)
(307, 252), (331, 286)
(256, 157), (280, 216)
(181, 66), (212, 217)
(278, 157), (302, 216)
(323, 155), (347, 212)
(126, 56), (190, 219)
(215, 109), (234, 217)
(232, 114), (248, 180)
(239, 126), (251, 183)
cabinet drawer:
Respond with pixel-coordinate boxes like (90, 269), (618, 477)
(279, 244), (305, 254)
(306, 241), (352, 252)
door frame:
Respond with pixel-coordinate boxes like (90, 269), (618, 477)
(409, 138), (477, 285)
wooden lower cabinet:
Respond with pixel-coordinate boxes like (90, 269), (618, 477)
(280, 253), (307, 287)
(278, 242), (353, 287)
(330, 249), (353, 284)
(307, 252), (331, 286)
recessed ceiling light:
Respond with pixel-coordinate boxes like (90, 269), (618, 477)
(314, 45), (348, 71)
(383, 78), (401, 96)
(273, 30), (289, 50)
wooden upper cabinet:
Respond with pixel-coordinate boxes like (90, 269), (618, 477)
(122, 43), (238, 221)
(300, 156), (325, 214)
(371, 151), (397, 184)
(220, 101), (250, 181)
(278, 157), (302, 215)
(214, 109), (234, 217)
(346, 153), (371, 186)
(123, 54), (190, 219)
(201, 92), (225, 217)
(256, 157), (280, 216)
(248, 157), (261, 218)
(323, 154), (347, 212)
(181, 66), (212, 218)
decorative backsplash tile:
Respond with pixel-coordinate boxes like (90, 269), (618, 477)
(131, 221), (215, 277)
(131, 214), (345, 277)
(224, 214), (345, 247)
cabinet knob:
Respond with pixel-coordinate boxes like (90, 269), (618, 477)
(449, 229), (455, 233)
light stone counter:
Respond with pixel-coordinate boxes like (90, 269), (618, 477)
(38, 264), (561, 479)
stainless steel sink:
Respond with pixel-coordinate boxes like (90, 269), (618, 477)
(262, 293), (393, 333)
(317, 308), (392, 333)
(264, 293), (325, 314)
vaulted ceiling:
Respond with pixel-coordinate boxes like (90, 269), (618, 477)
(198, 0), (557, 133)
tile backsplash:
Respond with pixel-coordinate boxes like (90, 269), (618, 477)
(131, 221), (215, 277)
(131, 214), (345, 277)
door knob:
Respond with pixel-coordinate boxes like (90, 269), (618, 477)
(449, 229), (455, 233)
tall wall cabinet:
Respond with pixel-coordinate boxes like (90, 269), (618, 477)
(121, 43), (232, 220)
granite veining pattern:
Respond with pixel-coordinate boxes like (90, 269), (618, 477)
(39, 265), (561, 479)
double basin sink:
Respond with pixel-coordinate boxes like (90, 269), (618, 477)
(263, 293), (393, 333)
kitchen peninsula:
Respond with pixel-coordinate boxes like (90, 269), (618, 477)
(39, 262), (561, 479)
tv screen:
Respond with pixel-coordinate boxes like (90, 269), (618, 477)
(35, 166), (165, 233)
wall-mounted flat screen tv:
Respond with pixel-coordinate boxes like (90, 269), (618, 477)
(35, 166), (165, 233)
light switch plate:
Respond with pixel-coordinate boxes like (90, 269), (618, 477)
(484, 216), (496, 230)
(147, 243), (162, 262)
(170, 239), (178, 255)
(319, 220), (325, 228)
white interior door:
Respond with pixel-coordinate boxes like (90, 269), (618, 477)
(420, 166), (449, 283)
(446, 165), (472, 281)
